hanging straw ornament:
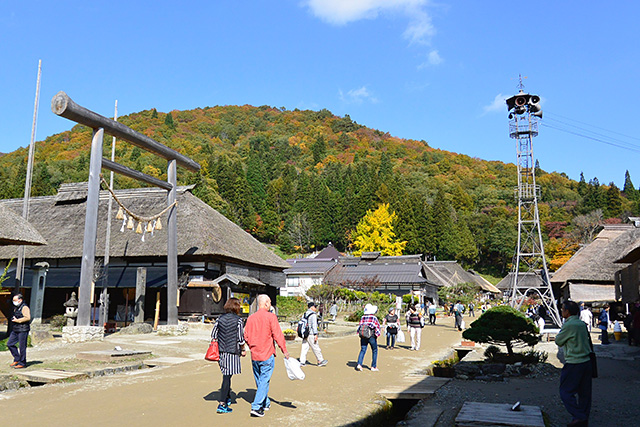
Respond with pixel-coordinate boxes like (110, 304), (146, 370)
(116, 206), (124, 220)
(127, 216), (134, 230)
(120, 214), (127, 233)
(146, 222), (154, 233)
(136, 222), (143, 234)
(155, 218), (162, 230)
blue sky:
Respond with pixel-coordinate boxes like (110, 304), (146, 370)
(2, 1), (639, 188)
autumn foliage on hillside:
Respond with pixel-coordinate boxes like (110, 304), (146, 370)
(0, 104), (637, 275)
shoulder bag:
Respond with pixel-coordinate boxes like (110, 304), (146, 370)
(205, 340), (220, 361)
(587, 325), (597, 378)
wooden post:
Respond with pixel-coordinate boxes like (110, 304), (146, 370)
(135, 267), (146, 323)
(153, 291), (161, 331)
(167, 159), (178, 325)
(77, 128), (104, 326)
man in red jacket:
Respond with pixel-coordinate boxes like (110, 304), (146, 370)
(244, 294), (289, 418)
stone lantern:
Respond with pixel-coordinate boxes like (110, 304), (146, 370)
(64, 292), (79, 327)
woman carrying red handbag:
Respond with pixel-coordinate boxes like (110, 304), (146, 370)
(210, 298), (246, 414)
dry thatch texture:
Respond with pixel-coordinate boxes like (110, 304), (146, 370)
(0, 205), (47, 246)
(0, 185), (288, 270)
(495, 272), (542, 291)
(612, 226), (640, 263)
(551, 224), (634, 285)
(423, 261), (499, 292)
(567, 283), (616, 303)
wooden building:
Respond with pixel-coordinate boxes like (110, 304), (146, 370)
(324, 252), (440, 303)
(0, 183), (289, 322)
(551, 224), (634, 305)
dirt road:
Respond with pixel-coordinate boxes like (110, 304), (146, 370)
(0, 317), (463, 426)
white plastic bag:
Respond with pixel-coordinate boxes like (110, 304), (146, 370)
(396, 328), (406, 343)
(284, 357), (305, 381)
(461, 320), (466, 330)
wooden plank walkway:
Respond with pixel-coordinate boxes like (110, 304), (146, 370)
(377, 376), (450, 400)
(76, 349), (152, 362)
(16, 369), (88, 384)
(455, 401), (544, 427)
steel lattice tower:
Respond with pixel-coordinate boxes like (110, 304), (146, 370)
(506, 87), (562, 327)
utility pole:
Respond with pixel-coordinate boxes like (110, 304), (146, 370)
(14, 60), (42, 293)
(506, 80), (562, 327)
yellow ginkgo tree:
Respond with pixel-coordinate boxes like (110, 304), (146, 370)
(351, 203), (407, 256)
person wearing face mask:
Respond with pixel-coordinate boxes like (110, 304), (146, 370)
(8, 293), (31, 369)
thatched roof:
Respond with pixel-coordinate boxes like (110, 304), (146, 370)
(613, 226), (640, 263)
(567, 283), (616, 303)
(551, 224), (634, 285)
(0, 205), (47, 246)
(423, 261), (500, 292)
(0, 184), (288, 270)
(495, 272), (543, 291)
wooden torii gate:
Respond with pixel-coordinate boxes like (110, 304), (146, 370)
(51, 92), (200, 327)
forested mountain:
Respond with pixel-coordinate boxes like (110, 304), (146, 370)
(0, 105), (636, 275)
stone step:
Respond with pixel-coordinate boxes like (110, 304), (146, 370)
(76, 349), (152, 362)
(16, 369), (88, 384)
(143, 357), (194, 366)
(377, 376), (450, 400)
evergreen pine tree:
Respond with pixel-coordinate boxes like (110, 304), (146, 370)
(623, 170), (638, 201)
(605, 182), (623, 218)
(164, 112), (175, 129)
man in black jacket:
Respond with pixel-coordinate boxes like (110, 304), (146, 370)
(8, 293), (31, 369)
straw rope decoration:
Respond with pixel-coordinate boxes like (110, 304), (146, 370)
(100, 174), (177, 242)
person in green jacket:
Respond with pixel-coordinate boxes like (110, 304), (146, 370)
(556, 300), (592, 427)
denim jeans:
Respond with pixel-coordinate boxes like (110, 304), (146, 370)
(357, 336), (378, 368)
(386, 332), (396, 348)
(251, 355), (275, 411)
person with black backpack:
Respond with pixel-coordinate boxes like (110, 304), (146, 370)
(298, 302), (328, 367)
(356, 304), (381, 371)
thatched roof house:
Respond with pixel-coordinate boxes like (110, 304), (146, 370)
(0, 183), (289, 320)
(496, 272), (542, 292)
(551, 224), (634, 303)
(423, 261), (500, 294)
(0, 205), (47, 246)
(613, 222), (640, 304)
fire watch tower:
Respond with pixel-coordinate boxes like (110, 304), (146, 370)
(506, 86), (562, 327)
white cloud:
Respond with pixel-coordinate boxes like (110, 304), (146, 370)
(417, 49), (443, 69)
(304, 0), (435, 45)
(339, 86), (379, 104)
(482, 93), (507, 115)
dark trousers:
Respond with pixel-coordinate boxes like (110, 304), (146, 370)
(600, 327), (609, 344)
(220, 374), (232, 404)
(7, 330), (28, 365)
(559, 360), (592, 422)
(429, 313), (436, 325)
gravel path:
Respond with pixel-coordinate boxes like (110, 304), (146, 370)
(403, 336), (640, 427)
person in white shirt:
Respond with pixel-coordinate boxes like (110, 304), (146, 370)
(579, 303), (593, 332)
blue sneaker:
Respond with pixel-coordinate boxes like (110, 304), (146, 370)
(217, 404), (232, 414)
(226, 398), (232, 406)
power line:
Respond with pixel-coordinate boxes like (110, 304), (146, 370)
(545, 112), (640, 143)
(540, 122), (640, 154)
